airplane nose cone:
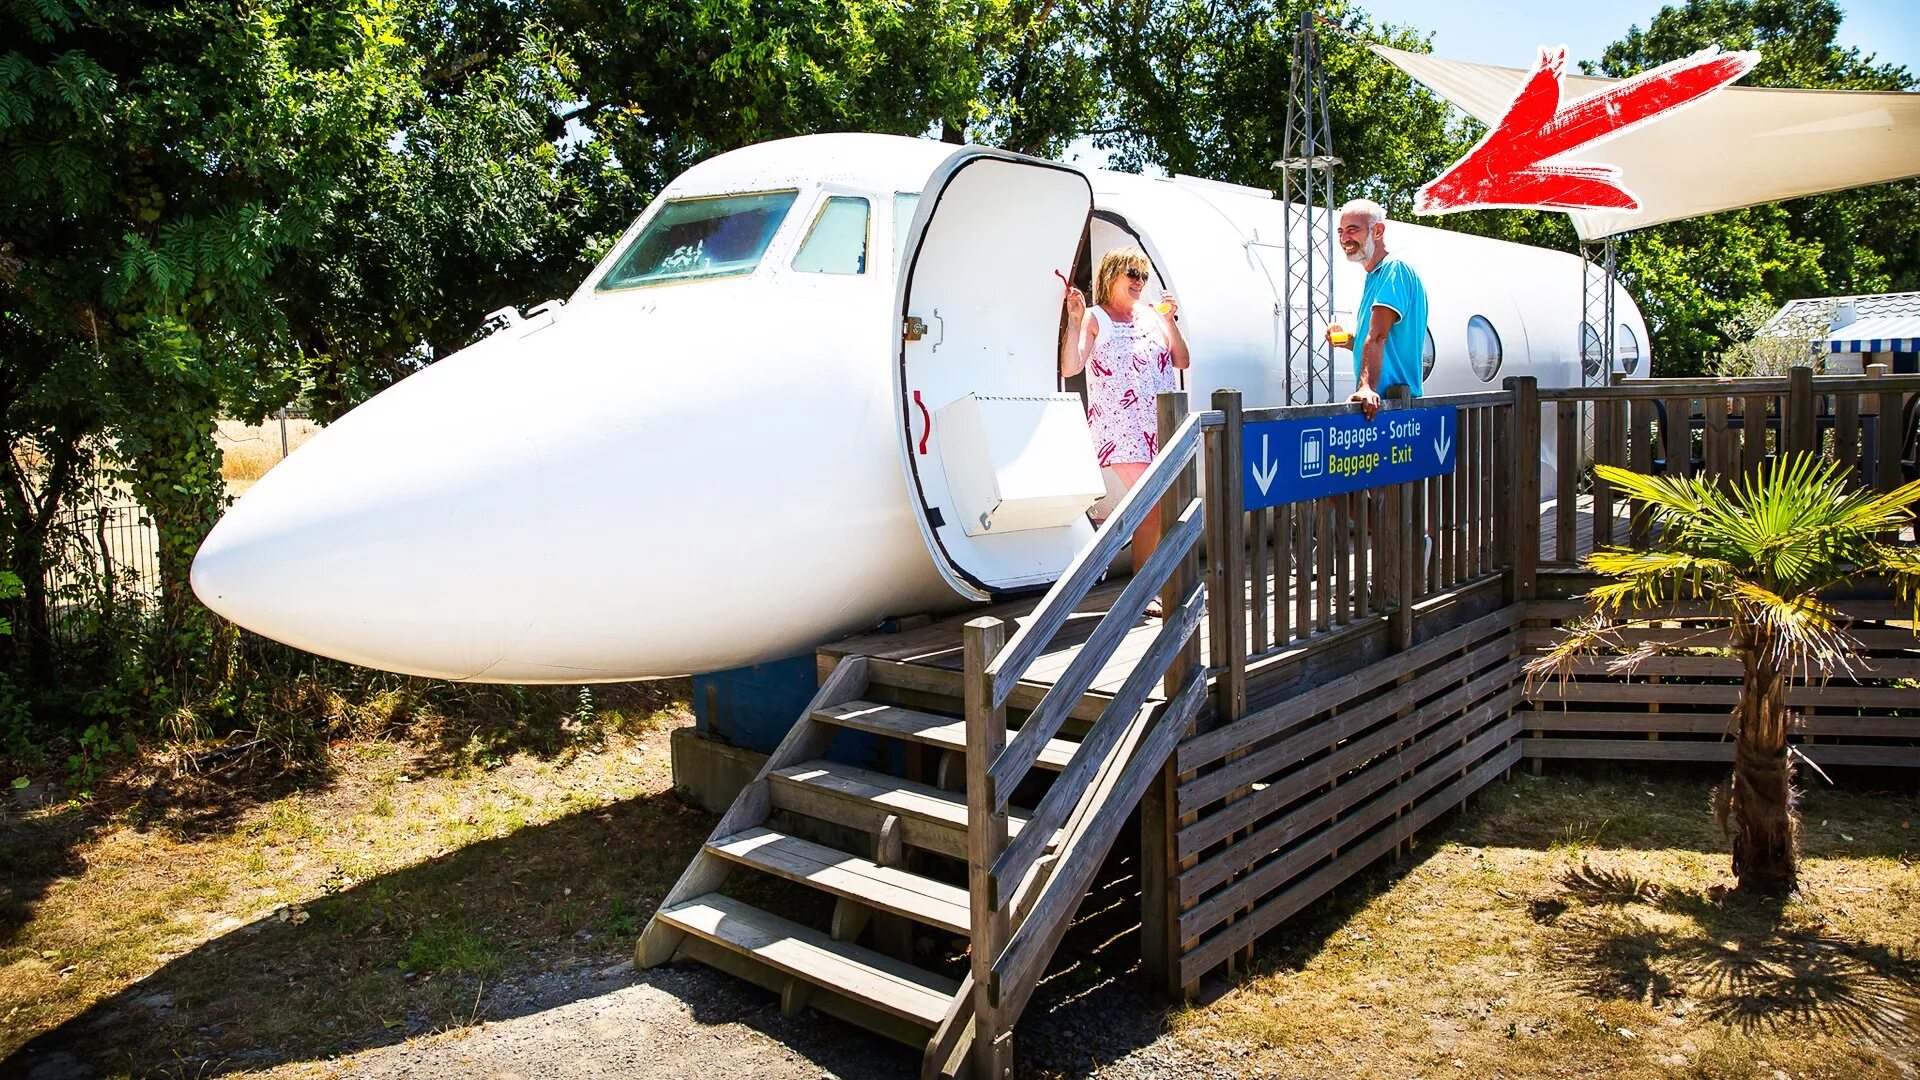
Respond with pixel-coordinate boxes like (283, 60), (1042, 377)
(193, 342), (553, 680)
(195, 288), (949, 682)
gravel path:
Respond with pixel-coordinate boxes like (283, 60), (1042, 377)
(245, 963), (920, 1079)
(204, 957), (1239, 1080)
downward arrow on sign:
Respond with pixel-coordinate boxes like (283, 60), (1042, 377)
(1415, 45), (1758, 215)
(1252, 434), (1280, 496)
(1434, 427), (1453, 465)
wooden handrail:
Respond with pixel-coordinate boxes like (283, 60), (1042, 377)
(1536, 372), (1920, 400)
(961, 617), (1010, 1079)
(1241, 388), (1509, 423)
(986, 498), (1203, 806)
(987, 577), (1206, 908)
(985, 412), (1203, 708)
(955, 390), (1208, 1070)
(991, 663), (1209, 1013)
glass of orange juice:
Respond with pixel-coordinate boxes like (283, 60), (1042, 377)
(1154, 293), (1173, 316)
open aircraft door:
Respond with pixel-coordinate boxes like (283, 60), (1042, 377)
(895, 148), (1100, 601)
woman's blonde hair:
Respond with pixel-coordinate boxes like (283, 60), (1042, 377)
(1092, 246), (1152, 305)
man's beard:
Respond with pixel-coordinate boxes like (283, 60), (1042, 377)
(1344, 234), (1375, 264)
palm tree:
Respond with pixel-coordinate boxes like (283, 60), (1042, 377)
(1530, 455), (1920, 894)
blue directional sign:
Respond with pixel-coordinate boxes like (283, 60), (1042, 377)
(1243, 406), (1458, 511)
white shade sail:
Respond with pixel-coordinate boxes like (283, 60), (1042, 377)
(1374, 45), (1920, 240)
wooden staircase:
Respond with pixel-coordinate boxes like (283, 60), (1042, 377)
(638, 400), (1211, 1078)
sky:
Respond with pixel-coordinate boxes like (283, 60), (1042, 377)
(1061, 0), (1917, 171)
(1353, 0), (1919, 77)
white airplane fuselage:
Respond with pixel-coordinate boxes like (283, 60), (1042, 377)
(191, 133), (1650, 682)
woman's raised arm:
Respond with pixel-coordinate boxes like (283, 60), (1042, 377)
(1059, 287), (1095, 378)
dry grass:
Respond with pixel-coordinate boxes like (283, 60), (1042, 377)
(6, 719), (1916, 1077)
(216, 417), (322, 496)
(1168, 770), (1920, 1079)
(0, 692), (700, 1072)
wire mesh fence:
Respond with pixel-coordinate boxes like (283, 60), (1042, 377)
(36, 410), (317, 647)
(43, 479), (162, 644)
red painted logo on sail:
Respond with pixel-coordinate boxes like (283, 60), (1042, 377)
(1416, 45), (1759, 215)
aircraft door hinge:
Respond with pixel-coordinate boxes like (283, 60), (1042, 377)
(903, 315), (927, 342)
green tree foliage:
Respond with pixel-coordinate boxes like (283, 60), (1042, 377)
(5, 0), (1915, 754)
(1585, 0), (1918, 375)
(1, 0), (576, 687)
(967, 0), (1106, 157)
(1077, 1), (1462, 207)
(0, 0), (1008, 744)
(538, 0), (995, 224)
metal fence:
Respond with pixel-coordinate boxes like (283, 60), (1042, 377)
(43, 479), (162, 641)
(37, 410), (317, 642)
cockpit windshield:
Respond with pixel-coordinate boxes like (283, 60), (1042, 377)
(596, 190), (799, 291)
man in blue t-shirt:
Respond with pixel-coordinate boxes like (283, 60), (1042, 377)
(1326, 199), (1429, 421)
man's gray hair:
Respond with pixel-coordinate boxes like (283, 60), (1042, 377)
(1337, 198), (1387, 228)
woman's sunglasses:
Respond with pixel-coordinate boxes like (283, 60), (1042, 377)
(1124, 268), (1151, 283)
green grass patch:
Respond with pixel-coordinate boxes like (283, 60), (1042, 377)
(399, 921), (502, 977)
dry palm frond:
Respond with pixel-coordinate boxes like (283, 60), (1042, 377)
(1523, 612), (1735, 690)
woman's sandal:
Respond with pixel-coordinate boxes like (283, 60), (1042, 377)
(1144, 599), (1164, 619)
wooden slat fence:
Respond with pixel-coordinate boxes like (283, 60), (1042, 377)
(1534, 365), (1920, 568)
(1170, 601), (1526, 987)
(1218, 389), (1512, 668)
(1151, 368), (1918, 995)
(1520, 589), (1920, 769)
(1159, 387), (1525, 992)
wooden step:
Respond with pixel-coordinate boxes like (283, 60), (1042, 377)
(656, 893), (959, 1028)
(816, 700), (1079, 772)
(709, 826), (970, 936)
(770, 760), (1039, 861)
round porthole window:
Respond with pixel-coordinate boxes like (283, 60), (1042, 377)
(1422, 327), (1436, 380)
(1617, 322), (1641, 375)
(1580, 322), (1606, 381)
(1467, 315), (1502, 382)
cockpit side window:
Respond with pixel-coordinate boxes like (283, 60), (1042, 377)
(596, 190), (799, 291)
(792, 196), (871, 275)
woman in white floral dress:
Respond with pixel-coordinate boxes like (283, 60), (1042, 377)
(1059, 246), (1190, 608)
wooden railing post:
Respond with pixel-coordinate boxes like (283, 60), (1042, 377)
(1160, 392), (1200, 694)
(1384, 386), (1415, 650)
(1205, 389), (1255, 974)
(1592, 373), (1623, 546)
(1554, 401), (1578, 562)
(1504, 377), (1540, 602)
(1787, 365), (1818, 462)
(1491, 392), (1513, 575)
(1207, 389), (1248, 723)
(1141, 391), (1199, 1000)
(963, 616), (1011, 1078)
(1870, 364), (1903, 493)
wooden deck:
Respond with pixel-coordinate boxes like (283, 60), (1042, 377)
(824, 501), (1533, 713)
(822, 577), (1168, 707)
(1537, 493), (1626, 564)
(655, 375), (1920, 1076)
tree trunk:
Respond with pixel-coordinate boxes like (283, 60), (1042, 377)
(1, 432), (84, 679)
(1726, 637), (1797, 893)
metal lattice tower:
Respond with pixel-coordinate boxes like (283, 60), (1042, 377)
(1278, 10), (1340, 405)
(1575, 236), (1620, 468)
(1579, 237), (1618, 387)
